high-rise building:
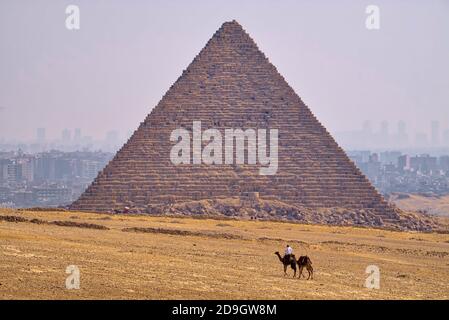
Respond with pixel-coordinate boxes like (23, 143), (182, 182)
(74, 128), (82, 143)
(415, 133), (428, 147)
(439, 156), (449, 172)
(443, 130), (449, 147)
(62, 129), (71, 144)
(18, 158), (34, 182)
(35, 154), (56, 181)
(362, 120), (372, 134)
(398, 121), (406, 134)
(6, 162), (21, 183)
(397, 121), (408, 146)
(36, 128), (46, 143)
(379, 151), (402, 165)
(55, 158), (73, 180)
(398, 155), (409, 171)
(380, 121), (389, 147)
(431, 121), (440, 147)
(366, 153), (381, 180)
(380, 121), (389, 136)
(0, 159), (12, 182)
(410, 154), (438, 173)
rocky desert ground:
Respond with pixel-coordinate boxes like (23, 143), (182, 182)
(0, 208), (448, 299)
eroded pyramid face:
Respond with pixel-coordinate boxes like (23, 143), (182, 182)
(70, 20), (395, 224)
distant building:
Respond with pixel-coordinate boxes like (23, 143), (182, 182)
(55, 158), (73, 180)
(74, 128), (82, 143)
(5, 162), (21, 183)
(18, 158), (34, 182)
(379, 151), (402, 165)
(380, 121), (389, 146)
(62, 129), (72, 144)
(397, 121), (408, 146)
(0, 150), (113, 207)
(362, 120), (372, 135)
(431, 121), (440, 147)
(81, 160), (103, 179)
(359, 151), (371, 163)
(410, 154), (437, 174)
(0, 186), (11, 202)
(13, 191), (34, 206)
(0, 159), (10, 182)
(104, 130), (120, 151)
(364, 153), (381, 180)
(32, 186), (71, 205)
(443, 130), (449, 147)
(35, 154), (56, 181)
(384, 163), (396, 174)
(346, 150), (371, 166)
(36, 128), (46, 143)
(398, 155), (409, 171)
(415, 133), (429, 147)
(439, 156), (449, 172)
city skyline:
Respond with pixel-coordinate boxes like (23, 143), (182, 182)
(2, 118), (449, 152)
(334, 119), (449, 150)
(3, 147), (449, 209)
(1, 1), (448, 144)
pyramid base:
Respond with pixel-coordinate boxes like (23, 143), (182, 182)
(71, 196), (437, 232)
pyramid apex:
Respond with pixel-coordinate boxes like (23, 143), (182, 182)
(212, 20), (255, 47)
(219, 19), (244, 30)
(225, 19), (240, 25)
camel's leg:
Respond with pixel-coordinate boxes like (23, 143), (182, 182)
(283, 265), (287, 276)
(307, 265), (313, 280)
(293, 266), (296, 278)
(297, 266), (303, 279)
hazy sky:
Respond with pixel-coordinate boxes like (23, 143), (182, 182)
(1, 0), (448, 142)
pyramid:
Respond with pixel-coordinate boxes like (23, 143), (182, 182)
(70, 20), (411, 228)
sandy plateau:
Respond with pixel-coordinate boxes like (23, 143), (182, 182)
(0, 208), (448, 299)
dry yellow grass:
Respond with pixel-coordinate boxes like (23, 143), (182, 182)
(1, 208), (448, 300)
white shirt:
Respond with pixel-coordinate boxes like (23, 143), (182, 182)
(285, 247), (293, 255)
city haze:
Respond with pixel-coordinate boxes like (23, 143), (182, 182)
(1, 0), (448, 149)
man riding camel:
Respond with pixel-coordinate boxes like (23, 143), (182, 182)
(284, 244), (293, 262)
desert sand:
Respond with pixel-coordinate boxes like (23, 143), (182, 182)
(0, 208), (448, 299)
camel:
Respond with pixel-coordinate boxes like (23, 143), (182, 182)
(274, 251), (297, 277)
(296, 256), (313, 280)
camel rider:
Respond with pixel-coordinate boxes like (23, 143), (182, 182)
(284, 244), (293, 262)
